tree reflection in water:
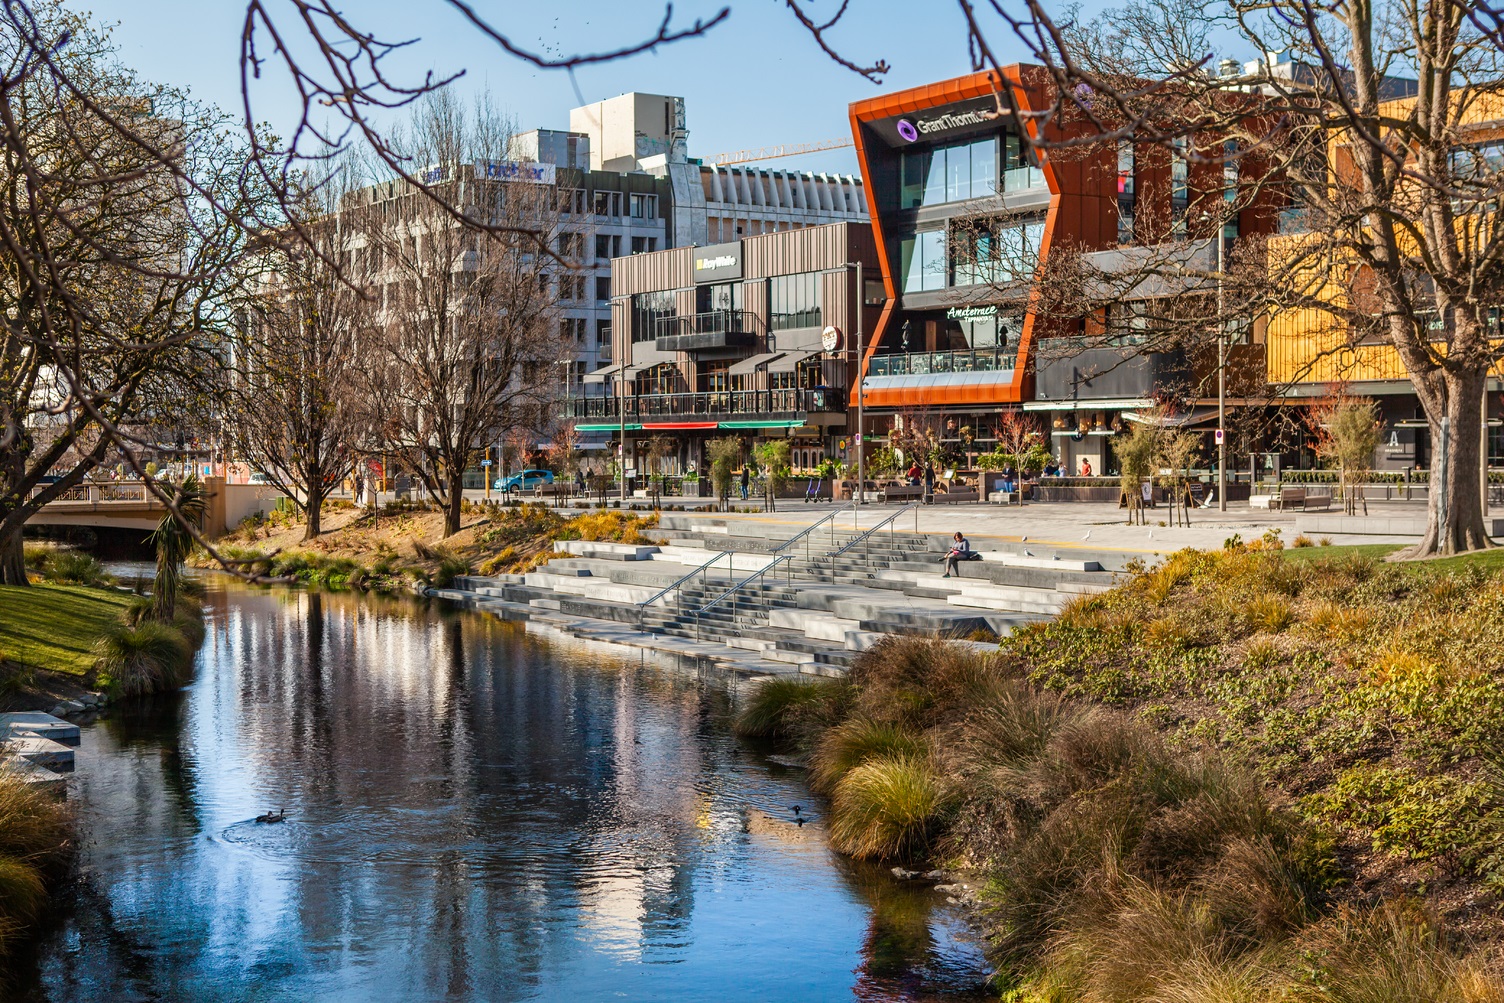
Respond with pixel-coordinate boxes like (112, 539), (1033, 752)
(14, 579), (992, 1002)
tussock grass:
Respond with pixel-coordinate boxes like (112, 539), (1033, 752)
(93, 619), (193, 696)
(733, 676), (849, 744)
(39, 550), (110, 586)
(809, 718), (925, 795)
(828, 754), (948, 860)
(0, 773), (72, 957)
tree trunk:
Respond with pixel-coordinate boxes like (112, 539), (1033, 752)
(1403, 370), (1493, 557)
(444, 479), (463, 538)
(0, 526), (28, 587)
(303, 485), (323, 541)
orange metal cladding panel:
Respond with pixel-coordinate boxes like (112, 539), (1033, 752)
(847, 67), (1044, 410)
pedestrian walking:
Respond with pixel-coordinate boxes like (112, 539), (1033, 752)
(923, 462), (936, 504)
(740, 465), (750, 500)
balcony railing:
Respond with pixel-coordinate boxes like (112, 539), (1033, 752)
(867, 347), (1017, 378)
(566, 388), (844, 421)
(653, 309), (754, 339)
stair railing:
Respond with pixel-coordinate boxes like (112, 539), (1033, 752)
(635, 550), (734, 632)
(774, 501), (859, 574)
(826, 502), (922, 577)
(689, 554), (794, 640)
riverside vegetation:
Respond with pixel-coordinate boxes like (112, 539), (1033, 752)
(738, 542), (1504, 1000)
(202, 502), (660, 593)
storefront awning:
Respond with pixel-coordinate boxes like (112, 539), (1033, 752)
(1023, 397), (1154, 411)
(768, 350), (817, 373)
(575, 423), (643, 432)
(728, 351), (785, 376)
(1122, 407), (1221, 428)
(718, 420), (805, 430)
(583, 363), (640, 385)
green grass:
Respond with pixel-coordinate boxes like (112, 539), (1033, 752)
(1281, 541), (1504, 572)
(0, 584), (134, 675)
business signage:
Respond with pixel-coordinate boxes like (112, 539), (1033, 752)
(821, 326), (842, 352)
(418, 164), (448, 185)
(474, 160), (557, 185)
(693, 241), (743, 283)
(946, 305), (998, 320)
(871, 97), (1007, 147)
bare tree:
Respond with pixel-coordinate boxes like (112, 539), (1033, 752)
(357, 93), (565, 538)
(0, 3), (272, 584)
(225, 180), (366, 540)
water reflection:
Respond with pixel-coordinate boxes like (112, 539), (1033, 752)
(16, 582), (990, 1001)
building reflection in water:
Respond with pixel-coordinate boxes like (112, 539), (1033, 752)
(20, 581), (992, 1002)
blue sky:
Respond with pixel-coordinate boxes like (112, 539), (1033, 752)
(80, 0), (1054, 175)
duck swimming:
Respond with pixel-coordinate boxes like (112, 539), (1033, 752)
(255, 809), (288, 824)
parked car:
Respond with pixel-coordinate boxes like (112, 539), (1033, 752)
(494, 469), (554, 492)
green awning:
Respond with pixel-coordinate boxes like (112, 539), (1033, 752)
(575, 423), (643, 432)
(717, 420), (806, 430)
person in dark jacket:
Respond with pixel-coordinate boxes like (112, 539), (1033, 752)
(923, 462), (936, 504)
(740, 465), (750, 500)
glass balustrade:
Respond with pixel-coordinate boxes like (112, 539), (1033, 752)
(866, 347), (1017, 378)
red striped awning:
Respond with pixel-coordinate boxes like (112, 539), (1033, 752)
(640, 422), (718, 430)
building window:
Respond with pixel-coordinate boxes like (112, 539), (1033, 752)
(595, 235), (611, 260)
(631, 235), (652, 254)
(630, 193), (658, 218)
(695, 281), (742, 315)
(559, 188), (585, 214)
(1171, 137), (1189, 238)
(951, 218), (1043, 287)
(899, 136), (998, 208)
(700, 360), (730, 393)
(636, 363), (682, 395)
(899, 230), (947, 292)
(595, 276), (610, 302)
(1117, 141), (1136, 244)
(593, 191), (622, 216)
(769, 272), (822, 330)
(596, 319), (611, 345)
(632, 290), (676, 343)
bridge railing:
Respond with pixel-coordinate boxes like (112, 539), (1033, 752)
(33, 481), (156, 505)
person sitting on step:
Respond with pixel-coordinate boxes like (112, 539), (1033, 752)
(942, 531), (977, 578)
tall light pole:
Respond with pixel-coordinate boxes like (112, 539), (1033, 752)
(1217, 220), (1228, 512)
(840, 260), (868, 504)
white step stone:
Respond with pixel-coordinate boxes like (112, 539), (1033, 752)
(650, 547), (779, 573)
(552, 540), (660, 560)
(727, 636), (777, 654)
(1055, 581), (1115, 595)
(0, 712), (80, 746)
(975, 551), (1102, 572)
(5, 735), (74, 772)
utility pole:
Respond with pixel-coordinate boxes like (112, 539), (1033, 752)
(856, 259), (866, 505)
(1217, 223), (1228, 512)
(619, 327), (628, 504)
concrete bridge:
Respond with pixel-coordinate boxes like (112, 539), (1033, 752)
(28, 478), (283, 537)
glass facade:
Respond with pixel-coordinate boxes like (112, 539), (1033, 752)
(899, 137), (998, 208)
(900, 230), (948, 292)
(769, 272), (822, 330)
(695, 281), (741, 314)
(631, 290), (676, 343)
(902, 219), (1043, 292)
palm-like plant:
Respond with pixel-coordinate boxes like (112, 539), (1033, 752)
(148, 474), (207, 622)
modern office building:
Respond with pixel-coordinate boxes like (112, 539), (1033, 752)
(573, 222), (880, 477)
(845, 66), (1281, 474)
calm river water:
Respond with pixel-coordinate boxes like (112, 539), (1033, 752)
(14, 580), (991, 1002)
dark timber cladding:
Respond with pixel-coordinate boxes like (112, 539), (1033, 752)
(586, 222), (878, 475)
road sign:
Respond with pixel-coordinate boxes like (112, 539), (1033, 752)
(1214, 428), (1225, 445)
(481, 460), (492, 466)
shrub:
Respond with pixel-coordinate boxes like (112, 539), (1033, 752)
(1293, 534), (1315, 548)
(828, 754), (948, 860)
(809, 718), (925, 795)
(22, 544), (51, 572)
(93, 620), (193, 696)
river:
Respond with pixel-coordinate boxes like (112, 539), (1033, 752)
(13, 578), (991, 1002)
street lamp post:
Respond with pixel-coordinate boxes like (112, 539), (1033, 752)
(1217, 221), (1228, 512)
(841, 260), (868, 504)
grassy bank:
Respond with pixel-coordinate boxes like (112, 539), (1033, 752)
(0, 584), (133, 676)
(739, 544), (1504, 999)
(0, 773), (71, 969)
(3, 548), (205, 699)
(200, 503), (661, 594)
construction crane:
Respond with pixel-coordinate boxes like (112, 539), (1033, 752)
(709, 138), (854, 167)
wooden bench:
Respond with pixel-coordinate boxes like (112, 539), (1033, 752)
(878, 484), (924, 502)
(1276, 486), (1306, 510)
(932, 488), (979, 504)
(1301, 492), (1333, 512)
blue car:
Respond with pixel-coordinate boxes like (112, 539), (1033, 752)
(493, 469), (555, 492)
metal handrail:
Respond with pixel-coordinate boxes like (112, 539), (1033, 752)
(828, 503), (920, 558)
(774, 501), (858, 555)
(690, 555), (794, 640)
(635, 550), (733, 631)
